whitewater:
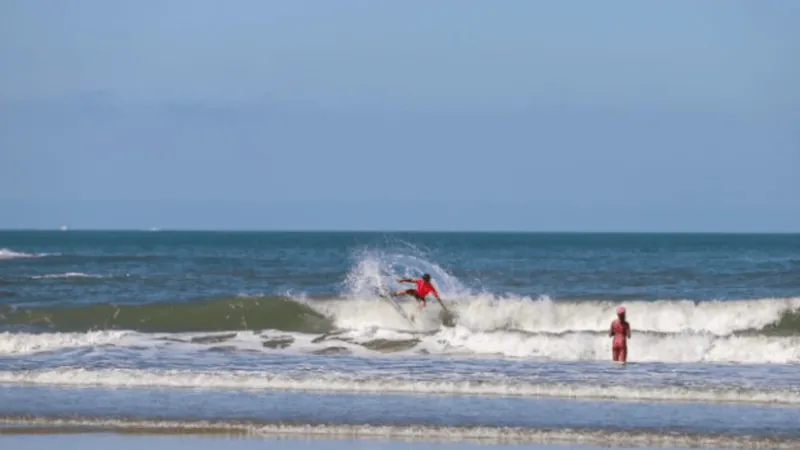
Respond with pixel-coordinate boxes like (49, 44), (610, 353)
(3, 295), (798, 364)
(1, 311), (798, 367)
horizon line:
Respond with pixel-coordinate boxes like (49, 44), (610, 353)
(0, 228), (798, 235)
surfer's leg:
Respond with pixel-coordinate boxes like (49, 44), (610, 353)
(619, 345), (627, 363)
(392, 288), (416, 297)
(409, 296), (426, 322)
(612, 346), (621, 362)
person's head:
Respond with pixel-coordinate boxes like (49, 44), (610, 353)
(617, 306), (626, 318)
(422, 273), (431, 282)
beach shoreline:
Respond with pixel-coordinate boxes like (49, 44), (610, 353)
(1, 417), (798, 449)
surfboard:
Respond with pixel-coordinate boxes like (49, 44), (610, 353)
(376, 289), (415, 325)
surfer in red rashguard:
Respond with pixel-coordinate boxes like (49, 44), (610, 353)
(389, 273), (446, 320)
(609, 306), (631, 364)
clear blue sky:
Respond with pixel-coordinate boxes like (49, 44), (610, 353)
(1, 0), (797, 232)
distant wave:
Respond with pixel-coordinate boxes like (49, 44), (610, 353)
(30, 272), (112, 280)
(0, 248), (58, 260)
(0, 248), (166, 263)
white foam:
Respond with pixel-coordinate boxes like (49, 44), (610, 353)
(343, 249), (468, 300)
(0, 331), (130, 355)
(311, 317), (800, 363)
(425, 326), (800, 364)
(2, 321), (798, 364)
(31, 272), (105, 280)
(314, 297), (432, 332)
(446, 295), (800, 336)
(310, 295), (800, 337)
(1, 367), (797, 405)
(0, 329), (357, 357)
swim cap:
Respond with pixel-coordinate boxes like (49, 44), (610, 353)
(617, 306), (626, 315)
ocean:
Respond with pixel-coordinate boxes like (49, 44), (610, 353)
(0, 231), (798, 448)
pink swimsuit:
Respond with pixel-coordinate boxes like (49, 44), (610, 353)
(610, 319), (630, 362)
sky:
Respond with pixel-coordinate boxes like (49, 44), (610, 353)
(1, 0), (798, 232)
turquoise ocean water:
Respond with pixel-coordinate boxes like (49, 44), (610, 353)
(0, 231), (798, 447)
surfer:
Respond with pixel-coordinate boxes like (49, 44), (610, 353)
(609, 306), (631, 364)
(389, 273), (445, 320)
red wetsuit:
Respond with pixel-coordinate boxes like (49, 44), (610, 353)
(413, 279), (438, 300)
(610, 319), (631, 362)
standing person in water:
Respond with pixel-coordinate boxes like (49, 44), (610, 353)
(390, 273), (446, 321)
(609, 306), (632, 364)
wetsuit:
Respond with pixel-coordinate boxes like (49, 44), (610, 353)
(406, 279), (438, 303)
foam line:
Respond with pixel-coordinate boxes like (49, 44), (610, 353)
(1, 416), (797, 449)
(1, 368), (797, 405)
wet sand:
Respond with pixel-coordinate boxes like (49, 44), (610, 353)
(0, 432), (740, 450)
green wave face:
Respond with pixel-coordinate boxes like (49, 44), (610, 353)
(2, 297), (798, 336)
(1, 297), (335, 334)
(761, 310), (800, 336)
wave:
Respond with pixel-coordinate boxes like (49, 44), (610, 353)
(1, 367), (798, 405)
(3, 295), (798, 336)
(336, 247), (800, 336)
(0, 248), (57, 260)
(30, 272), (112, 280)
(4, 417), (798, 448)
(2, 247), (799, 364)
(0, 297), (334, 334)
(429, 327), (800, 364)
(0, 330), (129, 355)
(322, 295), (800, 336)
(1, 325), (798, 363)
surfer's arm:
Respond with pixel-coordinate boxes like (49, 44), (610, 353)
(431, 286), (447, 309)
(396, 278), (414, 284)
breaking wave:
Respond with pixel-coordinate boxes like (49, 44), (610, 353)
(2, 295), (798, 336)
(1, 308), (799, 363)
(30, 272), (110, 280)
(1, 247), (799, 364)
(0, 248), (57, 260)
